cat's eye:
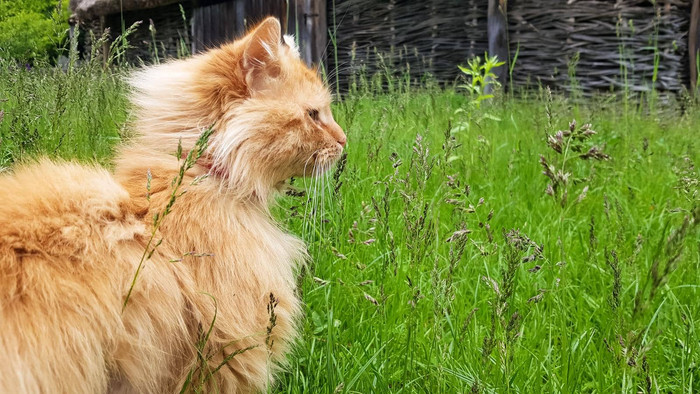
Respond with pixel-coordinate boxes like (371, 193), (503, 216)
(307, 109), (319, 121)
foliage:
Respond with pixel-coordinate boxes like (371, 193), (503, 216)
(0, 56), (126, 169)
(457, 54), (505, 109)
(1, 62), (699, 393)
(453, 53), (505, 136)
(277, 87), (699, 393)
(0, 0), (69, 62)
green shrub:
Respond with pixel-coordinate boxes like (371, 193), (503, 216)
(0, 0), (69, 62)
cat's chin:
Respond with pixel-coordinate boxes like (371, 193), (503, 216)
(293, 153), (341, 178)
(313, 146), (343, 169)
(309, 157), (341, 176)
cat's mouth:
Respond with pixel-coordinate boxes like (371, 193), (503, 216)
(308, 147), (342, 175)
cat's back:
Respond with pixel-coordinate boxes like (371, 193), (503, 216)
(0, 159), (144, 250)
(0, 159), (146, 297)
(0, 160), (147, 393)
(0, 159), (146, 295)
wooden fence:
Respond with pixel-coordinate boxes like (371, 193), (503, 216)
(101, 2), (193, 62)
(329, 0), (488, 89)
(329, 0), (696, 95)
(507, 0), (690, 94)
(74, 0), (699, 94)
(190, 0), (328, 66)
(76, 0), (328, 67)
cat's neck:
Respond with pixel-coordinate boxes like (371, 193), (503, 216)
(114, 146), (276, 216)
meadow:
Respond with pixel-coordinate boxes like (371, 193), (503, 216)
(0, 59), (698, 393)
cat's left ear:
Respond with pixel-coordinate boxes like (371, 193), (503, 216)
(242, 17), (282, 90)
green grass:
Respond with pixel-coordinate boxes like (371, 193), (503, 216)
(0, 60), (127, 169)
(278, 90), (699, 393)
(1, 66), (698, 393)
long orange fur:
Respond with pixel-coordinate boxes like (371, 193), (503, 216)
(0, 17), (345, 393)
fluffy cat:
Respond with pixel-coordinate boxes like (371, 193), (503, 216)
(0, 17), (345, 393)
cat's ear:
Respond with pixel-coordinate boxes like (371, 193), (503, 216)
(242, 17), (282, 89)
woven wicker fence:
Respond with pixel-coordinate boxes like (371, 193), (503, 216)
(329, 0), (692, 94)
(80, 2), (193, 64)
(329, 0), (488, 89)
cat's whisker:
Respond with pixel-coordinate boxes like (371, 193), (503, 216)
(317, 160), (324, 245)
(313, 161), (322, 249)
(302, 150), (321, 241)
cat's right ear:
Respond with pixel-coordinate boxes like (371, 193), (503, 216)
(241, 17), (282, 91)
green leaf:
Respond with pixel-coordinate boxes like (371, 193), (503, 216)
(450, 123), (468, 133)
(482, 113), (502, 122)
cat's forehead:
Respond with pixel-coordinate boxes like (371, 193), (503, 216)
(283, 77), (331, 108)
(281, 57), (331, 105)
(302, 74), (332, 106)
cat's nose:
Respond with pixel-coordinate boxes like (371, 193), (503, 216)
(327, 119), (346, 147)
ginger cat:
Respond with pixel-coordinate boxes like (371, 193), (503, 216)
(0, 17), (345, 393)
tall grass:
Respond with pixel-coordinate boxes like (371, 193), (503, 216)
(0, 32), (698, 394)
(0, 60), (126, 169)
(276, 85), (699, 392)
(0, 19), (148, 170)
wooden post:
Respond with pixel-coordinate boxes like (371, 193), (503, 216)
(311, 0), (327, 67)
(691, 0), (699, 92)
(294, 0), (312, 64)
(281, 0), (288, 33)
(487, 0), (508, 92)
(289, 0), (326, 66)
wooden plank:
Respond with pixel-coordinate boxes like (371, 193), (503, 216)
(204, 4), (211, 47)
(226, 0), (237, 41)
(287, 0), (300, 42)
(301, 0), (312, 64)
(193, 0), (256, 52)
(216, 2), (225, 44)
(291, 0), (312, 64)
(191, 7), (198, 53)
(201, 4), (208, 50)
(487, 0), (509, 91)
(311, 0), (327, 67)
(280, 0), (288, 33)
(235, 0), (245, 32)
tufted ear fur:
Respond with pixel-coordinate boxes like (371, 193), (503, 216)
(241, 17), (283, 91)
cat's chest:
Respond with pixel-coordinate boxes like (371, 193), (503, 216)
(156, 196), (305, 284)
(209, 214), (305, 278)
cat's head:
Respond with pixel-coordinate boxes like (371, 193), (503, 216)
(129, 17), (345, 198)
